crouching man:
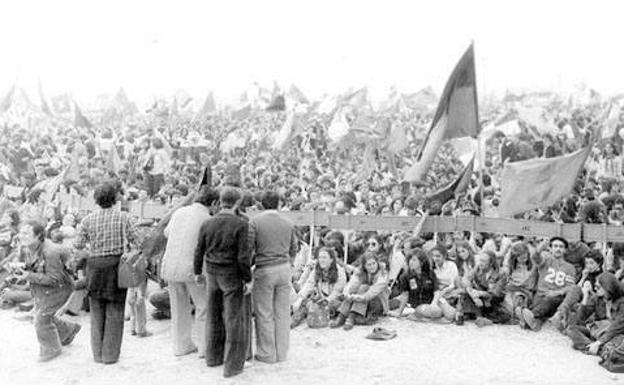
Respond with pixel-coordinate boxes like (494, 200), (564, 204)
(13, 220), (81, 362)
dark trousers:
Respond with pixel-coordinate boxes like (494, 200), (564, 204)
(460, 294), (511, 324)
(205, 273), (248, 377)
(90, 296), (127, 364)
(530, 293), (565, 320)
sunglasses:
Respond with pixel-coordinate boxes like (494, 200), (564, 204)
(367, 242), (378, 247)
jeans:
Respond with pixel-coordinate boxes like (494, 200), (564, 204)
(205, 273), (248, 377)
(252, 263), (292, 363)
(169, 281), (207, 356)
(34, 293), (80, 359)
(530, 293), (565, 320)
(127, 280), (148, 334)
(90, 295), (127, 363)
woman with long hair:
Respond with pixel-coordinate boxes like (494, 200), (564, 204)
(388, 249), (441, 320)
(291, 247), (346, 328)
(459, 250), (510, 326)
(430, 245), (459, 321)
(566, 272), (624, 355)
(503, 242), (533, 313)
(330, 252), (389, 330)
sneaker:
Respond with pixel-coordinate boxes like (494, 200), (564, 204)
(38, 350), (62, 362)
(522, 308), (541, 331)
(329, 314), (346, 328)
(343, 314), (355, 331)
(514, 307), (526, 328)
(475, 317), (494, 328)
(549, 311), (566, 331)
(136, 331), (153, 338)
(61, 324), (82, 346)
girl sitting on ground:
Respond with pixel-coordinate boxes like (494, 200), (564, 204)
(388, 249), (440, 320)
(430, 245), (459, 321)
(330, 252), (389, 330)
(566, 272), (624, 356)
(291, 247), (347, 328)
(503, 242), (533, 313)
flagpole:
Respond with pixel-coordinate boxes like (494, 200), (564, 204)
(470, 40), (485, 216)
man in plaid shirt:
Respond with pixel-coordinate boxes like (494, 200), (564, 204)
(74, 181), (140, 364)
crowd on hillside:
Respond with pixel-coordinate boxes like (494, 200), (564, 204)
(2, 90), (624, 373)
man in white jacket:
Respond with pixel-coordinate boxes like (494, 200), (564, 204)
(161, 186), (217, 357)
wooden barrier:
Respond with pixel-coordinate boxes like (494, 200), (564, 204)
(56, 192), (624, 242)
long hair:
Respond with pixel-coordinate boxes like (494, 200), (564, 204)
(314, 247), (339, 285)
(508, 242), (532, 272)
(406, 249), (436, 283)
(477, 250), (499, 274)
(454, 240), (475, 276)
(357, 252), (381, 285)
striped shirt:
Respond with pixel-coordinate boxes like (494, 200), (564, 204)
(74, 208), (139, 257)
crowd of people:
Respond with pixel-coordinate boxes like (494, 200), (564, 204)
(2, 87), (624, 375)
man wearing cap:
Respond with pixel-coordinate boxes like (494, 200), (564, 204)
(516, 237), (577, 331)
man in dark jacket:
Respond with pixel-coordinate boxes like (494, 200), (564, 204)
(14, 220), (81, 362)
(194, 187), (252, 378)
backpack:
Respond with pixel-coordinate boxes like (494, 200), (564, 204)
(599, 334), (624, 373)
(306, 300), (330, 329)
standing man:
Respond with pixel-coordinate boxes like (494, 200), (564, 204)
(75, 181), (140, 364)
(249, 191), (298, 363)
(194, 187), (252, 378)
(161, 186), (216, 357)
(14, 220), (81, 362)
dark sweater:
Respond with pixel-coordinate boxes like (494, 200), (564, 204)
(193, 211), (252, 282)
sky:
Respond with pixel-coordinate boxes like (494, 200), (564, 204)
(0, 0), (623, 108)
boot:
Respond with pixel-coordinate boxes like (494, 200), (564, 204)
(329, 313), (346, 328)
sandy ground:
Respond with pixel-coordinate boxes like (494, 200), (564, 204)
(1, 306), (624, 385)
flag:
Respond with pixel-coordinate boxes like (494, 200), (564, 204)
(74, 103), (92, 128)
(273, 108), (296, 149)
(342, 87), (368, 109)
(38, 82), (53, 116)
(402, 86), (438, 110)
(266, 94), (286, 111)
(387, 121), (408, 154)
(403, 44), (479, 183)
(0, 86), (15, 114)
(232, 104), (252, 120)
(288, 85), (309, 104)
(51, 94), (72, 114)
(427, 156), (475, 204)
(199, 165), (212, 188)
(355, 144), (377, 182)
(499, 146), (591, 217)
(200, 92), (216, 115)
(327, 107), (350, 142)
(63, 150), (80, 182)
(603, 102), (621, 139)
(106, 146), (122, 174)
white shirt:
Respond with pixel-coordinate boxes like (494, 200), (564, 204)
(161, 203), (212, 282)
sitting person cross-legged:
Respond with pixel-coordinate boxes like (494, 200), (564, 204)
(388, 249), (441, 320)
(566, 272), (624, 356)
(330, 252), (389, 330)
(291, 247), (346, 328)
(457, 250), (510, 327)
